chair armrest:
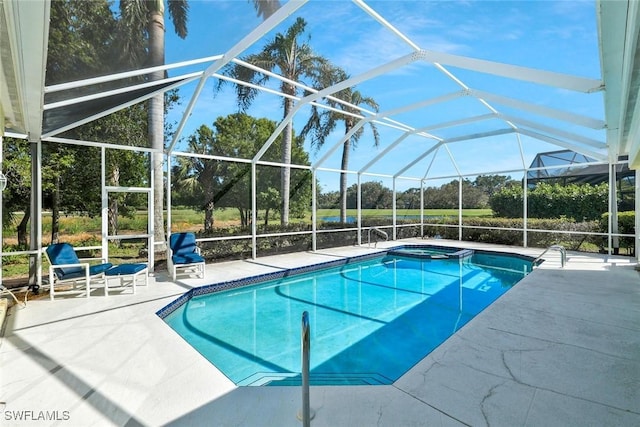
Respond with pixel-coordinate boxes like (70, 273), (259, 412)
(52, 262), (90, 270)
(78, 257), (109, 263)
(49, 262), (90, 281)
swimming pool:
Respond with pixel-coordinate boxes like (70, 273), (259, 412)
(159, 246), (535, 386)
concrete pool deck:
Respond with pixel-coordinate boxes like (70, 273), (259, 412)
(1, 239), (639, 426)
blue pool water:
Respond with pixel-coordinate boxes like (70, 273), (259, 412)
(162, 248), (533, 386)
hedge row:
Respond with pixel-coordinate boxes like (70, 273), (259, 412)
(196, 212), (635, 261)
(489, 183), (609, 221)
(422, 217), (601, 250)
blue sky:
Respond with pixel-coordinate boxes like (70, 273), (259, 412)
(162, 0), (603, 192)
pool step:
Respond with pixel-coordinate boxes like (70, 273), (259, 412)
(241, 372), (390, 386)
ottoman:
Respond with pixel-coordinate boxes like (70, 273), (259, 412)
(104, 263), (148, 295)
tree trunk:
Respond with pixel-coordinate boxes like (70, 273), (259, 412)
(51, 175), (60, 244)
(340, 126), (353, 223)
(280, 95), (295, 226)
(148, 8), (166, 250)
(238, 208), (245, 228)
(109, 166), (120, 247)
(17, 206), (30, 249)
(204, 200), (214, 233)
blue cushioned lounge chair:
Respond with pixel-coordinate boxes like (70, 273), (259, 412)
(45, 243), (113, 300)
(169, 232), (205, 281)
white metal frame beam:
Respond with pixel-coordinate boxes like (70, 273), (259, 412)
(167, 0), (308, 153)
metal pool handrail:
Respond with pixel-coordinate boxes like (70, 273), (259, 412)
(368, 227), (389, 247)
(300, 311), (311, 427)
(534, 244), (566, 268)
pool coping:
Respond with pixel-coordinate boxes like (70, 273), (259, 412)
(2, 239), (638, 426)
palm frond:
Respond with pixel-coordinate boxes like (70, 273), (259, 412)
(168, 0), (189, 38)
(250, 0), (282, 20)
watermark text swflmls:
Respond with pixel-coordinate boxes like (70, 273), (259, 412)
(4, 410), (70, 422)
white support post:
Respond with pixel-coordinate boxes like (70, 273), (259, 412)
(392, 178), (397, 241)
(523, 171), (528, 247)
(34, 139), (43, 290)
(610, 163), (619, 254)
(166, 154), (172, 257)
(607, 164), (613, 255)
(357, 174), (362, 246)
(251, 162), (257, 260)
(311, 169), (317, 252)
(458, 178), (462, 241)
(0, 128), (3, 288)
(101, 147), (108, 260)
(420, 180), (424, 238)
(148, 152), (155, 273)
(636, 169), (640, 262)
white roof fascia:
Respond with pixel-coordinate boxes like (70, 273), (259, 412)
(598, 0), (634, 160)
(625, 101), (640, 167)
(0, 1), (22, 133)
(7, 0), (49, 140)
(420, 50), (604, 93)
(470, 89), (606, 129)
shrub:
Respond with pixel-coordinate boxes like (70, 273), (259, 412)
(599, 211), (635, 254)
(423, 217), (601, 251)
(490, 182), (608, 221)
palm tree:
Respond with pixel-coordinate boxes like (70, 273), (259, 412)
(301, 67), (380, 223)
(174, 125), (221, 233)
(221, 17), (329, 226)
(119, 0), (189, 249)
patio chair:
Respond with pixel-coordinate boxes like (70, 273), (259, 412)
(45, 243), (113, 300)
(168, 232), (205, 281)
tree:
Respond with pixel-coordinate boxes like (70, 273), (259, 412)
(301, 66), (380, 223)
(2, 139), (32, 248)
(175, 125), (223, 232)
(220, 17), (328, 226)
(398, 187), (421, 210)
(43, 0), (123, 244)
(473, 175), (515, 198)
(346, 181), (392, 210)
(119, 0), (189, 248)
(45, 0), (150, 244)
(175, 113), (311, 231)
(423, 179), (488, 209)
